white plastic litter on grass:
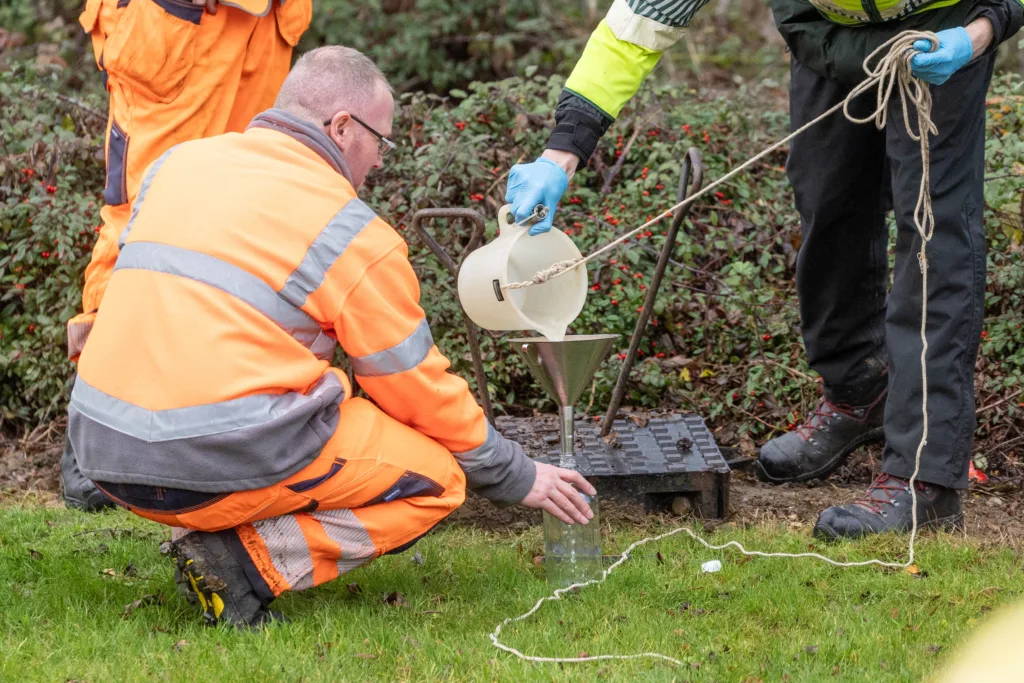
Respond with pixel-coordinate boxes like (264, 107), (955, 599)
(701, 560), (722, 573)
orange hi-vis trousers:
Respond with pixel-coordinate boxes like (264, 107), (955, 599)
(95, 398), (467, 599)
(68, 0), (307, 360)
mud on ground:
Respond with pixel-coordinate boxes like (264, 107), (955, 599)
(3, 426), (1022, 546)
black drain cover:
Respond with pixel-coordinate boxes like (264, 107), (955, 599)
(496, 414), (730, 518)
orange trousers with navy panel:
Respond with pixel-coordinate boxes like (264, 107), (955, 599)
(96, 397), (467, 601)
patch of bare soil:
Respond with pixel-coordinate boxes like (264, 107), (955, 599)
(3, 427), (1021, 546)
(0, 427), (63, 501)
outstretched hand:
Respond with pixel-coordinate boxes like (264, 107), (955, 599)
(519, 462), (596, 525)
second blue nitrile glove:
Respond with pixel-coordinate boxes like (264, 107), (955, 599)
(505, 157), (569, 236)
(910, 28), (973, 86)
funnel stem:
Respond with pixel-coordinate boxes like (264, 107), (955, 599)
(558, 405), (577, 470)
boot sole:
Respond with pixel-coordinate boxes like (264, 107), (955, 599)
(756, 426), (885, 484)
(814, 511), (964, 541)
(169, 543), (229, 627)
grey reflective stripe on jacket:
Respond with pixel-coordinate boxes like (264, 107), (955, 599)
(118, 147), (176, 249)
(115, 241), (333, 353)
(70, 373), (345, 493)
(349, 319), (434, 377)
(279, 199), (377, 308)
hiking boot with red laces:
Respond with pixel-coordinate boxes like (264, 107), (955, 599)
(756, 391), (886, 483)
(813, 473), (963, 540)
(170, 531), (280, 629)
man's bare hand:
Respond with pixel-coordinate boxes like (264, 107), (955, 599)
(191, 0), (218, 14)
(519, 462), (596, 525)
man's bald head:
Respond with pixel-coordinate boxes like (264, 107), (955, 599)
(275, 46), (392, 124)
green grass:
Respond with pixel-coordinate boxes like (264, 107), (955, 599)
(1, 502), (1022, 682)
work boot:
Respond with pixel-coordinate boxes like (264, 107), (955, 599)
(813, 473), (964, 540)
(60, 433), (116, 512)
(756, 391), (886, 483)
(170, 531), (279, 629)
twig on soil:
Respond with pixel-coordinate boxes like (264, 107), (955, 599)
(977, 389), (1023, 415)
(763, 359), (816, 383)
(733, 406), (784, 434)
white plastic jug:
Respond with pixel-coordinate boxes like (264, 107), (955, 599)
(458, 205), (588, 341)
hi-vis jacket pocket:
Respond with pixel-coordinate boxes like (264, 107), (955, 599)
(104, 120), (129, 206)
(102, 0), (201, 103)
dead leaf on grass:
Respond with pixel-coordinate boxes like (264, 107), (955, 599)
(383, 591), (408, 607)
(656, 551), (665, 565)
(102, 568), (117, 577)
(172, 640), (189, 652)
(122, 593), (164, 619)
(123, 562), (138, 577)
(347, 582), (362, 594)
(315, 642), (333, 660)
(28, 549), (43, 561)
(804, 645), (818, 654)
(577, 652), (590, 659)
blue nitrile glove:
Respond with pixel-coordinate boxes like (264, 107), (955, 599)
(505, 157), (569, 236)
(910, 28), (973, 86)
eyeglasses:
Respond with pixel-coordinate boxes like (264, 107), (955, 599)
(323, 113), (396, 158)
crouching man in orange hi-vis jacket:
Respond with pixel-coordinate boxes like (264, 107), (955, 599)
(67, 46), (596, 629)
(63, 0), (312, 511)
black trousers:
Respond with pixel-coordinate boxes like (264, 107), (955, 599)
(786, 53), (995, 490)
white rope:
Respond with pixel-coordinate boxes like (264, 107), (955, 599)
(490, 30), (939, 666)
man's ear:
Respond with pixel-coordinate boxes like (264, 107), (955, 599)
(328, 111), (351, 148)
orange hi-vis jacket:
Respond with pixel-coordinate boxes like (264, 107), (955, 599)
(68, 109), (535, 504)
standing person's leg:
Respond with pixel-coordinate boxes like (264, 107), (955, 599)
(814, 53), (995, 539)
(224, 1), (308, 132)
(757, 57), (890, 483)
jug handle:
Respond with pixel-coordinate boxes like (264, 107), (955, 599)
(498, 204), (527, 237)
